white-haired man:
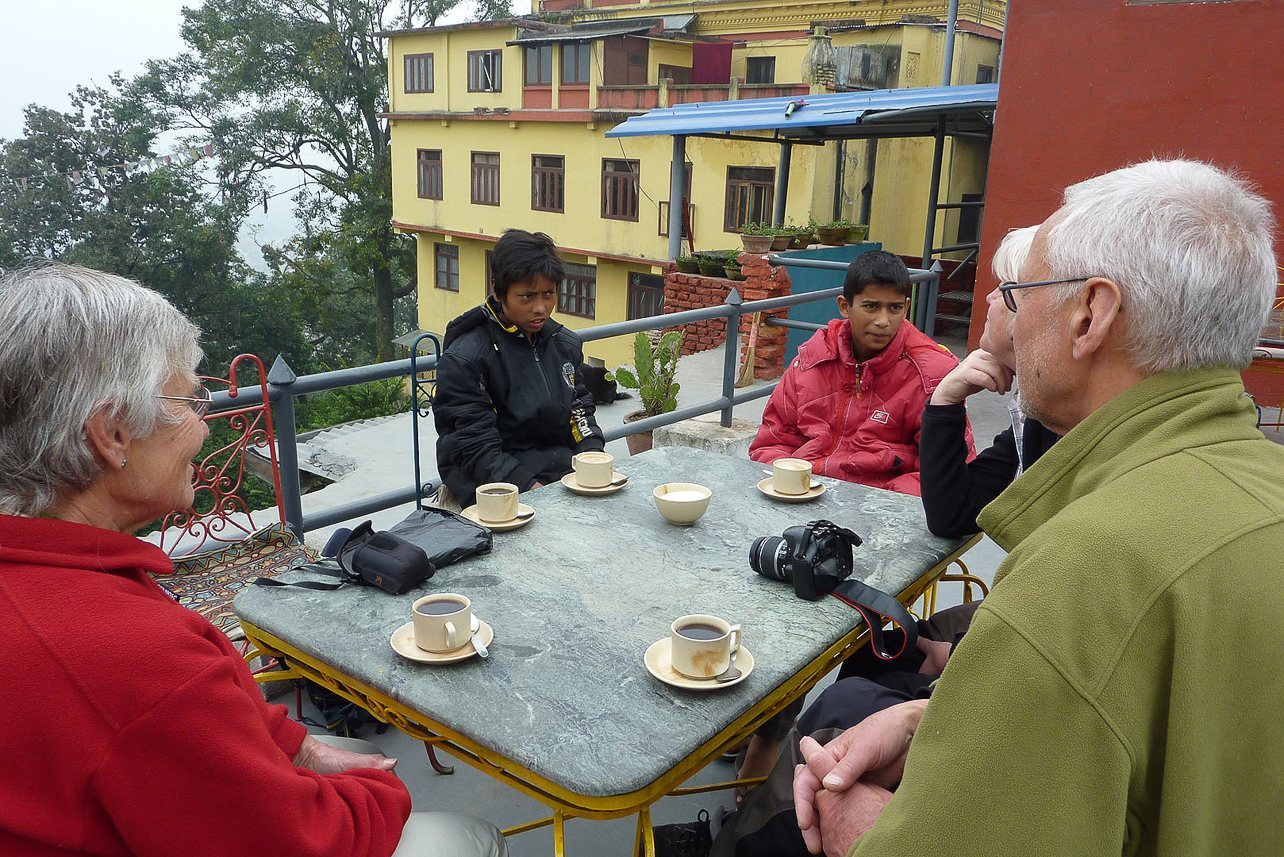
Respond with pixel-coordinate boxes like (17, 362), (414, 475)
(793, 159), (1284, 857)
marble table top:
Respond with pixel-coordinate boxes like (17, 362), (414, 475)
(235, 445), (968, 798)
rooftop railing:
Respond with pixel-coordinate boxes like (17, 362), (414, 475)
(209, 264), (943, 538)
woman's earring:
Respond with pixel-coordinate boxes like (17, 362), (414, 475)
(121, 458), (128, 468)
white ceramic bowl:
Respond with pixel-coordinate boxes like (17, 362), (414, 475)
(653, 482), (712, 525)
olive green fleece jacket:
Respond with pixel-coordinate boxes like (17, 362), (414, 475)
(850, 367), (1284, 856)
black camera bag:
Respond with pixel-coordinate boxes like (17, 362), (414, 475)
(338, 521), (434, 595)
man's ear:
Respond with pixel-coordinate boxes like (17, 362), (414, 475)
(836, 295), (852, 320)
(83, 404), (133, 471)
(1069, 277), (1124, 361)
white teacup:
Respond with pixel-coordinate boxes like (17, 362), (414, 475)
(475, 482), (519, 523)
(670, 614), (741, 679)
(572, 451), (614, 488)
(412, 593), (472, 653)
(772, 457), (812, 495)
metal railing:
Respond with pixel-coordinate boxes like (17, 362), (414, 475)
(212, 267), (941, 538)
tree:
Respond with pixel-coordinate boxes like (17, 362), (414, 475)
(135, 0), (458, 362)
(0, 81), (330, 376)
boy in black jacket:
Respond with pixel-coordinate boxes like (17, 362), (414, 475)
(434, 230), (605, 508)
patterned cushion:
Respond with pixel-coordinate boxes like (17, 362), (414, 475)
(152, 522), (318, 634)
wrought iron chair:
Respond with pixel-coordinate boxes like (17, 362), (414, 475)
(410, 332), (443, 508)
(150, 353), (315, 712)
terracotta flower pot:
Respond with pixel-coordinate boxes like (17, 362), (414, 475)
(816, 227), (850, 246)
(624, 410), (654, 455)
(845, 224), (870, 243)
(740, 234), (774, 254)
(675, 258), (700, 274)
(769, 234), (792, 251)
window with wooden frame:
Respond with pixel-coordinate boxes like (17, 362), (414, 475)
(417, 149), (442, 200)
(562, 42), (591, 85)
(725, 166), (775, 232)
(601, 158), (639, 222)
(434, 243), (459, 292)
(745, 56), (775, 85)
(659, 161), (693, 237)
(531, 155), (565, 213)
(658, 64), (692, 85)
(471, 152), (500, 206)
(627, 272), (665, 320)
(468, 50), (503, 92)
(404, 53), (434, 93)
(559, 263), (597, 318)
(525, 45), (553, 85)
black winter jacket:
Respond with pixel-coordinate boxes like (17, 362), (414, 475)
(434, 300), (604, 505)
(918, 401), (1060, 538)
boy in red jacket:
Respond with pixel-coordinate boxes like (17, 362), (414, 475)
(750, 250), (974, 496)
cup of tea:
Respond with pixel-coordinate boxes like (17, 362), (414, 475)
(411, 593), (472, 653)
(772, 457), (812, 495)
(669, 614), (741, 679)
(572, 450), (614, 488)
(475, 482), (519, 523)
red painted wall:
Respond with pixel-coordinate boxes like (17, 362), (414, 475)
(973, 0), (1284, 364)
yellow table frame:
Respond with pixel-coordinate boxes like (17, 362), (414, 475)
(242, 535), (979, 856)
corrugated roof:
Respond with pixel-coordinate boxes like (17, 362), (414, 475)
(604, 83), (998, 141)
(507, 13), (696, 45)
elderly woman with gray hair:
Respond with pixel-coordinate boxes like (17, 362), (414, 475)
(0, 264), (505, 857)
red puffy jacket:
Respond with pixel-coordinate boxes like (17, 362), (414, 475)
(750, 318), (975, 495)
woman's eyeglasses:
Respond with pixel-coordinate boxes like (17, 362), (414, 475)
(155, 384), (213, 417)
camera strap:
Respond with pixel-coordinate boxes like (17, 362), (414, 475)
(828, 579), (917, 660)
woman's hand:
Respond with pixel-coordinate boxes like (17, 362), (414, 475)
(292, 735), (397, 775)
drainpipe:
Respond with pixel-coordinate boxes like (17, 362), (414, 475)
(773, 141), (793, 228)
(668, 135), (687, 261)
(942, 0), (960, 86)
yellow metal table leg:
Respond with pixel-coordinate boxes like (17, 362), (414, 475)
(634, 806), (655, 857)
(553, 810), (566, 857)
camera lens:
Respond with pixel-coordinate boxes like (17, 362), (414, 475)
(749, 535), (790, 581)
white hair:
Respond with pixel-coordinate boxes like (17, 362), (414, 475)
(0, 264), (203, 516)
(1044, 159), (1277, 373)
(992, 226), (1039, 283)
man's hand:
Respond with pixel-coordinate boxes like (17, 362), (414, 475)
(930, 349), (1014, 406)
(916, 637), (953, 675)
(814, 782), (895, 857)
(292, 735), (398, 775)
(793, 699), (929, 854)
(529, 481), (544, 490)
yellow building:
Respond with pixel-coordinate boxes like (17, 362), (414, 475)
(384, 1), (1005, 366)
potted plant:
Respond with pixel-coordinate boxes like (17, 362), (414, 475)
(845, 223), (870, 243)
(769, 227), (792, 252)
(724, 249), (746, 281)
(816, 219), (851, 245)
(697, 253), (726, 278)
(787, 223), (813, 249)
(674, 253), (700, 274)
(739, 222), (774, 254)
(611, 330), (683, 455)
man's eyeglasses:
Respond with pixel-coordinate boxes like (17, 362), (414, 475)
(997, 278), (1091, 313)
(155, 384), (213, 418)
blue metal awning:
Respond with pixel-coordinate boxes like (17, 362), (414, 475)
(605, 83), (998, 141)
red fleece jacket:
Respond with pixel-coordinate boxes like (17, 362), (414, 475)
(0, 515), (410, 857)
(750, 319), (975, 495)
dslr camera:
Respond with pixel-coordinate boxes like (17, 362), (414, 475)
(749, 520), (863, 601)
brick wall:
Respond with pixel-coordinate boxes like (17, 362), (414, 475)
(661, 252), (793, 380)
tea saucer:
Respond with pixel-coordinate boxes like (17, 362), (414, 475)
(644, 638), (755, 691)
(560, 471), (628, 495)
(390, 619), (494, 664)
(460, 503), (535, 531)
(757, 477), (826, 503)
